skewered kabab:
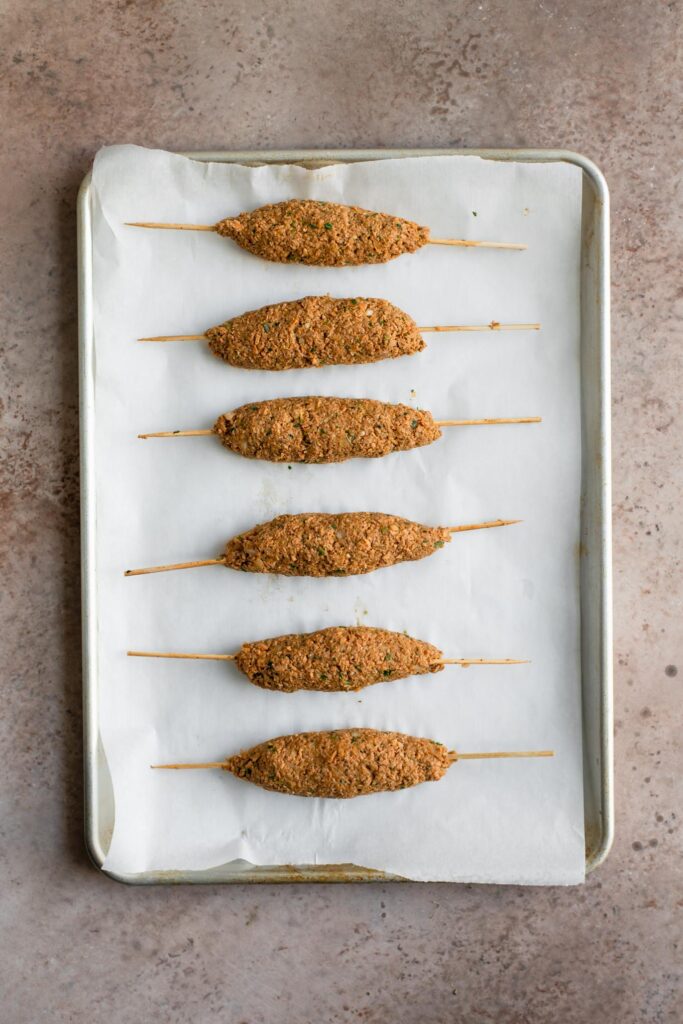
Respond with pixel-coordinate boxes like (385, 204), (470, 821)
(128, 625), (529, 691)
(127, 199), (526, 264)
(153, 729), (554, 798)
(139, 295), (541, 370)
(124, 512), (520, 578)
(139, 396), (541, 464)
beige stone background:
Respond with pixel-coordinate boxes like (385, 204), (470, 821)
(1, 1), (681, 1021)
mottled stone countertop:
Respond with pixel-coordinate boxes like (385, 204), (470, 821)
(1, 1), (681, 1021)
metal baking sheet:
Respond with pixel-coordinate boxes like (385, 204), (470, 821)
(78, 148), (613, 884)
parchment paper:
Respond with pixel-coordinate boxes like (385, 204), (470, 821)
(91, 145), (585, 883)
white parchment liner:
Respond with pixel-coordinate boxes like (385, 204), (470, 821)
(91, 146), (584, 883)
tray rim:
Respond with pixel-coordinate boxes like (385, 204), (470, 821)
(78, 146), (613, 885)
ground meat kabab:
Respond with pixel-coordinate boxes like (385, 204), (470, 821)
(235, 626), (444, 692)
(205, 295), (425, 370)
(223, 512), (451, 577)
(213, 397), (440, 463)
(215, 199), (429, 266)
(224, 729), (451, 798)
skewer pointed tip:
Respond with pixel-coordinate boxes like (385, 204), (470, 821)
(137, 429), (214, 439)
(419, 322), (541, 333)
(128, 650), (235, 661)
(151, 761), (225, 770)
(449, 749), (554, 762)
(448, 518), (522, 534)
(442, 658), (530, 667)
(429, 238), (527, 251)
(125, 221), (216, 232)
(125, 557), (225, 577)
(436, 416), (541, 427)
(137, 334), (206, 343)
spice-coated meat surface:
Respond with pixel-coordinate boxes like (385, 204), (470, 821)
(225, 728), (451, 798)
(236, 626), (444, 692)
(205, 295), (425, 370)
(223, 512), (452, 577)
(215, 200), (429, 266)
(213, 397), (441, 463)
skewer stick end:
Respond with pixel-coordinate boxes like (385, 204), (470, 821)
(449, 749), (554, 763)
(436, 417), (541, 427)
(442, 658), (531, 667)
(448, 518), (522, 534)
(429, 238), (528, 251)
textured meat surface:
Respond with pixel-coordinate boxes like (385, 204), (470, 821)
(215, 199), (429, 266)
(205, 295), (425, 370)
(213, 397), (441, 463)
(223, 512), (452, 576)
(236, 626), (444, 692)
(224, 729), (451, 798)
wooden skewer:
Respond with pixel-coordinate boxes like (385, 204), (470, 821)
(139, 429), (214, 438)
(125, 558), (224, 577)
(153, 762), (226, 769)
(152, 749), (554, 770)
(125, 221), (526, 251)
(137, 419), (541, 440)
(420, 322), (540, 333)
(128, 650), (236, 661)
(441, 658), (529, 666)
(139, 429), (214, 439)
(126, 222), (216, 231)
(139, 334), (206, 342)
(449, 750), (554, 762)
(435, 417), (540, 427)
(429, 239), (527, 251)
(137, 322), (541, 342)
(127, 650), (528, 666)
(448, 519), (520, 532)
(123, 519), (520, 577)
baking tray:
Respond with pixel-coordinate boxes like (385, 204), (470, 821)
(78, 148), (613, 884)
